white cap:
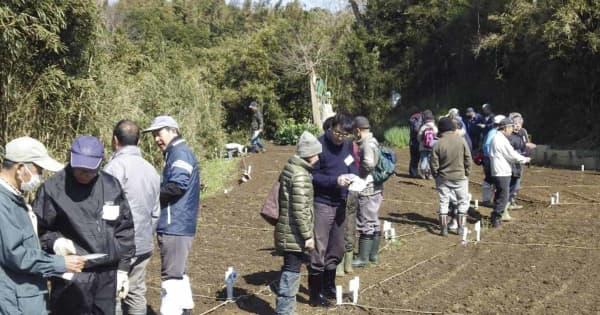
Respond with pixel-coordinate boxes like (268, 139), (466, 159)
(493, 115), (506, 125)
(4, 137), (64, 172)
(143, 115), (180, 133)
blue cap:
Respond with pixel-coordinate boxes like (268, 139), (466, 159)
(70, 136), (104, 170)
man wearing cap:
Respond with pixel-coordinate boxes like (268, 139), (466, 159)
(350, 116), (384, 268)
(480, 114), (506, 208)
(430, 118), (472, 236)
(33, 135), (135, 315)
(0, 137), (86, 315)
(144, 115), (200, 315)
(489, 118), (531, 228)
(249, 101), (265, 153)
(104, 120), (160, 315)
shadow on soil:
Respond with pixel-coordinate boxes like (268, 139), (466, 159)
(382, 212), (439, 234)
(214, 286), (276, 315)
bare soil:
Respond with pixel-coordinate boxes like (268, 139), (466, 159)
(144, 144), (600, 314)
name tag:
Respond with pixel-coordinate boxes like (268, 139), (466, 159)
(102, 204), (120, 221)
(344, 154), (354, 166)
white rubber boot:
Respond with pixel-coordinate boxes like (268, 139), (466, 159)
(160, 280), (183, 315)
(180, 275), (195, 311)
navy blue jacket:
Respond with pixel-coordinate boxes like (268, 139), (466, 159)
(312, 132), (359, 206)
(157, 137), (201, 236)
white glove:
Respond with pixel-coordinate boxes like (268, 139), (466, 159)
(304, 238), (315, 251)
(524, 157), (532, 164)
(116, 270), (129, 299)
(53, 238), (76, 256)
(336, 174), (352, 187)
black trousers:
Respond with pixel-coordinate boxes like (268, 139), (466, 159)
(50, 269), (117, 315)
(493, 176), (511, 217)
(409, 142), (420, 177)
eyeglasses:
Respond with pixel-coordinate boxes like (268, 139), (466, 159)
(331, 129), (350, 138)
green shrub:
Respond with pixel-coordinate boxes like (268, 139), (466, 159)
(274, 119), (322, 145)
(384, 126), (410, 149)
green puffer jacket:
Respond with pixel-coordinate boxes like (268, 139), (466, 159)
(275, 155), (314, 253)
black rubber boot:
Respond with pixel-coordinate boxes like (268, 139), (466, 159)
(322, 269), (337, 300)
(308, 269), (331, 307)
(352, 235), (374, 268)
(369, 232), (381, 264)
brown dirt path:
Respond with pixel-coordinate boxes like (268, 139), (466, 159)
(144, 144), (600, 314)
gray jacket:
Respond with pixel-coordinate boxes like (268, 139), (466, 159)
(104, 145), (160, 256)
(357, 132), (382, 196)
(0, 181), (65, 315)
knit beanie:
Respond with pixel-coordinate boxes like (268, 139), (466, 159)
(296, 131), (322, 158)
(438, 117), (456, 134)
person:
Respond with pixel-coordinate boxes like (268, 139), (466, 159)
(273, 131), (322, 315)
(464, 107), (484, 152)
(417, 110), (437, 179)
(249, 101), (265, 153)
(143, 115), (200, 315)
(479, 103), (495, 141)
(430, 118), (472, 236)
(104, 120), (161, 315)
(309, 113), (358, 307)
(34, 135), (135, 315)
(0, 137), (86, 315)
(507, 113), (536, 210)
(489, 118), (531, 228)
(350, 117), (384, 267)
(337, 135), (360, 277)
(447, 108), (472, 152)
(480, 115), (506, 208)
(408, 111), (424, 177)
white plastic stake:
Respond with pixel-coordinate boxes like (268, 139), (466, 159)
(550, 195), (556, 205)
(349, 277), (359, 304)
(461, 227), (469, 245)
(474, 221), (481, 242)
(390, 228), (396, 240)
(474, 199), (479, 209)
(582, 164), (585, 172)
(383, 221), (392, 240)
(224, 267), (237, 300)
(555, 192), (560, 204)
(336, 285), (343, 305)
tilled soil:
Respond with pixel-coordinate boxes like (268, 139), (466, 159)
(145, 144), (600, 314)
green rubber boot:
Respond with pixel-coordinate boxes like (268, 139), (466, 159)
(369, 233), (381, 264)
(344, 251), (354, 274)
(336, 258), (345, 277)
(352, 235), (374, 268)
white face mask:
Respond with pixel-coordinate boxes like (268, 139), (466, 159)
(20, 165), (42, 192)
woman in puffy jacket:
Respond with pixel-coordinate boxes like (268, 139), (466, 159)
(273, 131), (322, 315)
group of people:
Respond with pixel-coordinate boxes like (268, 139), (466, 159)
(408, 104), (535, 233)
(0, 115), (200, 315)
(273, 113), (389, 314)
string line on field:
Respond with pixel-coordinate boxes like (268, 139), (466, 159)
(361, 243), (457, 294)
(475, 240), (600, 251)
(202, 223), (272, 231)
(339, 302), (442, 314)
(197, 280), (277, 315)
(386, 198), (435, 205)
